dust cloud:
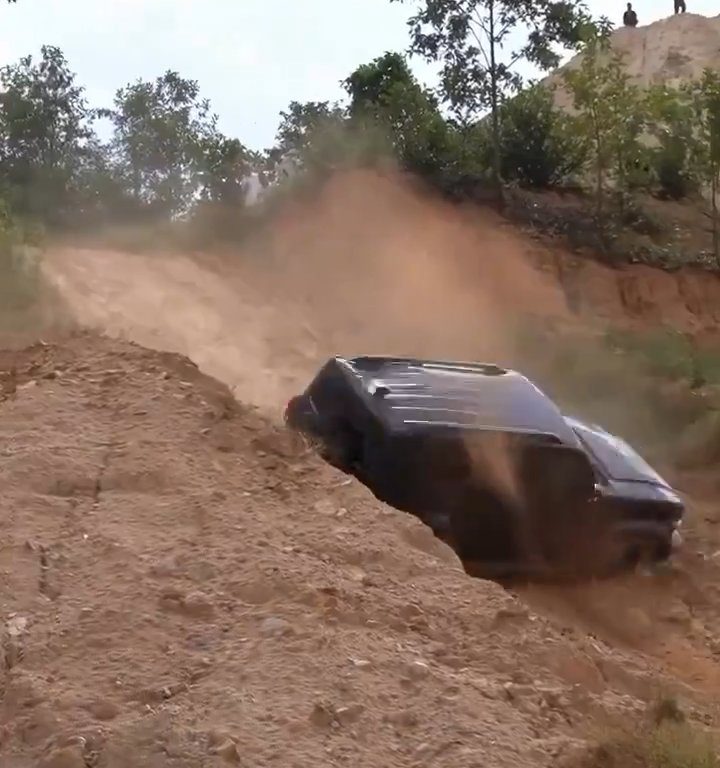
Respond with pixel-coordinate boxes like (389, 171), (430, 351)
(42, 169), (573, 419)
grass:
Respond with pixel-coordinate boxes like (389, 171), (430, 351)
(572, 697), (719, 768)
(0, 245), (42, 328)
(578, 722), (719, 768)
(604, 328), (720, 389)
(511, 320), (720, 467)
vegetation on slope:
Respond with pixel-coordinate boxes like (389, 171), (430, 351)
(1, 2), (720, 265)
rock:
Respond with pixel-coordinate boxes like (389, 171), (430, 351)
(148, 557), (179, 578)
(213, 740), (241, 764)
(259, 616), (293, 638)
(494, 604), (530, 622)
(38, 746), (85, 768)
(335, 703), (365, 725)
(313, 499), (335, 516)
(385, 709), (419, 727)
(207, 728), (239, 748)
(349, 658), (372, 669)
(7, 614), (29, 637)
(309, 703), (335, 728)
(660, 599), (692, 625)
(84, 699), (120, 721)
(504, 682), (537, 701)
(182, 591), (215, 619)
(406, 660), (430, 681)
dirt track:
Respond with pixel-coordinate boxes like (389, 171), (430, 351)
(3, 171), (720, 766)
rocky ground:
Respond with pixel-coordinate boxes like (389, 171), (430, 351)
(1, 333), (720, 768)
(3, 171), (720, 766)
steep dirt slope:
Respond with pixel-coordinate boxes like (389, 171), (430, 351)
(11, 170), (720, 765)
(0, 333), (690, 768)
(42, 173), (720, 408)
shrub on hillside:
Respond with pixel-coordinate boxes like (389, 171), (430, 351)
(493, 86), (587, 189)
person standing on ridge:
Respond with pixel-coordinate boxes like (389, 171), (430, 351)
(623, 3), (638, 25)
(674, 0), (686, 13)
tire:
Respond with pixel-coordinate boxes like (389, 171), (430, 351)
(319, 421), (362, 474)
(448, 490), (519, 566)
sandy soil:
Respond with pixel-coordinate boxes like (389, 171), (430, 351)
(548, 13), (720, 110)
(3, 171), (720, 767)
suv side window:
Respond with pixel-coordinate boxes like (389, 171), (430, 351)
(307, 364), (349, 419)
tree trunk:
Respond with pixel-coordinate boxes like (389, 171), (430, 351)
(713, 167), (719, 268)
(595, 149), (603, 220)
(488, 0), (503, 206)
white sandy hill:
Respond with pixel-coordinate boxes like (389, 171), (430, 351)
(547, 12), (720, 109)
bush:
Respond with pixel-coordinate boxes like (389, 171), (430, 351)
(652, 138), (697, 200)
(497, 85), (587, 188)
(576, 722), (719, 768)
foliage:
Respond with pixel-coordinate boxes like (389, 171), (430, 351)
(684, 69), (720, 266)
(391, 0), (608, 189)
(645, 85), (698, 200)
(563, 35), (649, 216)
(579, 721), (719, 768)
(101, 71), (226, 217)
(198, 135), (256, 205)
(493, 84), (587, 187)
(0, 46), (93, 224)
(343, 52), (453, 178)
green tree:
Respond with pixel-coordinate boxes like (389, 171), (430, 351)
(343, 51), (452, 178)
(685, 69), (720, 266)
(102, 71), (219, 217)
(198, 135), (256, 205)
(273, 100), (346, 157)
(266, 100), (373, 180)
(563, 36), (647, 217)
(0, 45), (93, 223)
(645, 84), (697, 200)
(494, 84), (586, 187)
(391, 0), (607, 192)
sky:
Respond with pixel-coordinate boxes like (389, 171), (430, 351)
(1, 0), (718, 151)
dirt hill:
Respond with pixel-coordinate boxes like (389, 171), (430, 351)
(1, 332), (720, 768)
(548, 12), (720, 109)
(3, 171), (720, 767)
(0, 333), (651, 767)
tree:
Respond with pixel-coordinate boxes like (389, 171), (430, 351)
(494, 84), (586, 187)
(198, 135), (256, 205)
(0, 45), (93, 223)
(645, 84), (697, 200)
(563, 36), (647, 217)
(391, 0), (607, 192)
(273, 100), (346, 157)
(266, 100), (355, 179)
(344, 52), (452, 177)
(102, 71), (219, 217)
(685, 69), (720, 266)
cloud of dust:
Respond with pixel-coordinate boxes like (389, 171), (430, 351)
(243, 170), (571, 366)
(235, 169), (576, 507)
(44, 169), (572, 414)
(42, 169), (580, 510)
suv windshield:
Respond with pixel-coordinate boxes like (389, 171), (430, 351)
(567, 418), (668, 486)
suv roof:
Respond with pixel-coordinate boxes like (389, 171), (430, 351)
(338, 355), (581, 443)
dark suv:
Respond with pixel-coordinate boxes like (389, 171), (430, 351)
(285, 355), (684, 577)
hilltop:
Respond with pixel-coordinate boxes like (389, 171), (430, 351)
(547, 12), (720, 108)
